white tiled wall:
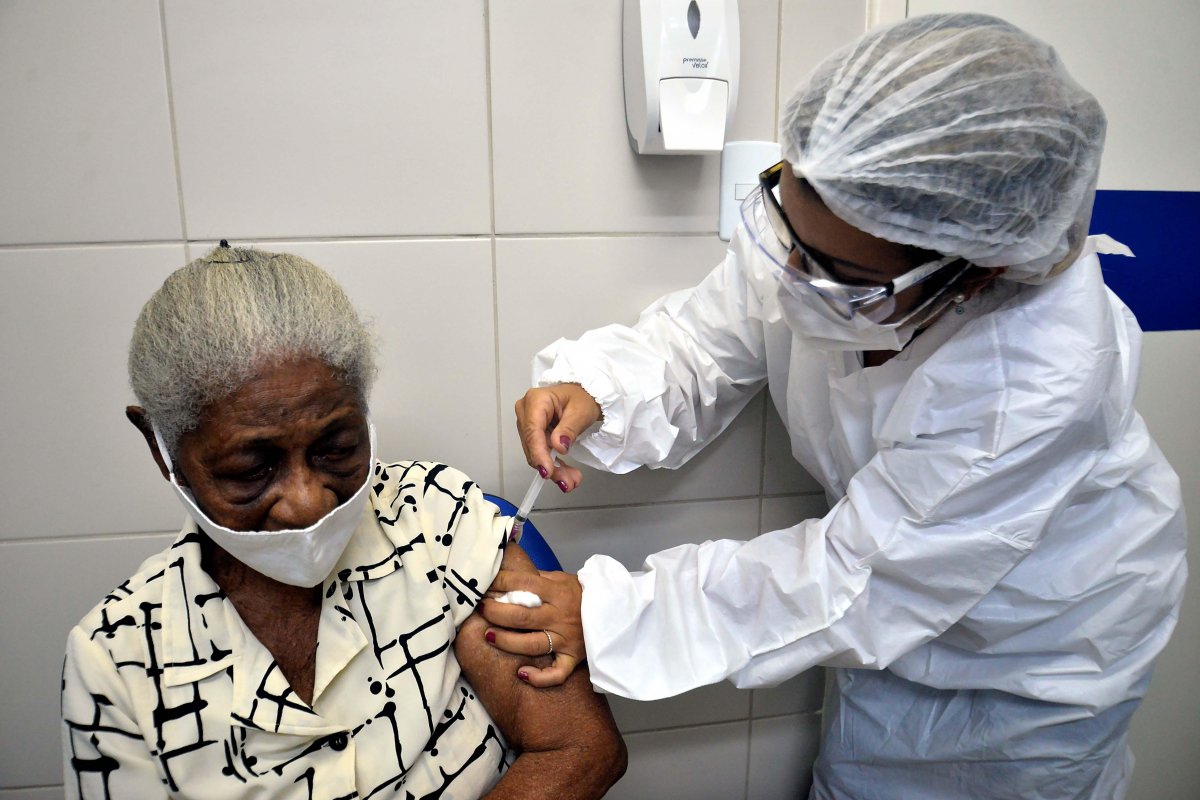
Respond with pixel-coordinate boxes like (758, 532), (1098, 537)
(0, 533), (178, 786)
(2, 2), (1194, 798)
(164, 1), (493, 239)
(0, 1), (181, 245)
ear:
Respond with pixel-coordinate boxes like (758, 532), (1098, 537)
(126, 406), (171, 481)
(959, 266), (1006, 301)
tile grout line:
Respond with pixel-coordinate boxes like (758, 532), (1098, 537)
(0, 490), (829, 546)
(0, 231), (723, 251)
(482, 0), (508, 498)
(774, 0), (784, 133)
(157, 0), (189, 244)
(621, 707), (823, 735)
(528, 489), (825, 516)
(744, 706), (755, 799)
(751, 399), (767, 792)
(0, 530), (179, 547)
(0, 786), (62, 792)
(757, 391), (768, 538)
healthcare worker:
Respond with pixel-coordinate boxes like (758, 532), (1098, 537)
(481, 13), (1187, 800)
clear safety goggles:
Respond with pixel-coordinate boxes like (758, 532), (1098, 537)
(740, 161), (962, 321)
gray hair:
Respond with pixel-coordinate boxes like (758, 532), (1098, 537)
(129, 246), (377, 456)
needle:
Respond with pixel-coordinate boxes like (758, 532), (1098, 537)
(510, 455), (556, 543)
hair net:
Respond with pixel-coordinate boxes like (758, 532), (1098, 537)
(780, 13), (1106, 283)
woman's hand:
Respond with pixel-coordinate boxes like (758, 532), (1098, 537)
(514, 384), (602, 493)
(481, 569), (585, 688)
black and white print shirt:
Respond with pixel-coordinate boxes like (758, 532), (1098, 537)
(62, 460), (513, 799)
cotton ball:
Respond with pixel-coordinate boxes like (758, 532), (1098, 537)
(493, 590), (543, 608)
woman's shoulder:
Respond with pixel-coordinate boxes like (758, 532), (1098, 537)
(896, 259), (1134, 447)
(68, 538), (179, 650)
(988, 265), (1126, 389)
(369, 459), (480, 515)
(364, 460), (505, 622)
(372, 458), (475, 487)
(367, 459), (499, 542)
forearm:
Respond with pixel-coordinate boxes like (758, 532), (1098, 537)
(458, 544), (626, 798)
(486, 748), (626, 800)
(483, 687), (627, 800)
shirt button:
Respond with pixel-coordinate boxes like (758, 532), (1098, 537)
(330, 733), (349, 751)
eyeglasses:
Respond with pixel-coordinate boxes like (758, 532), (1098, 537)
(741, 161), (961, 321)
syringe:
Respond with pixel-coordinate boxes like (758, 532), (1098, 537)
(510, 455), (556, 543)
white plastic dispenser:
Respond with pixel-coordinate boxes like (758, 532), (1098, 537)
(623, 0), (740, 155)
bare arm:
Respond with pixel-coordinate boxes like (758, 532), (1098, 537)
(455, 543), (627, 799)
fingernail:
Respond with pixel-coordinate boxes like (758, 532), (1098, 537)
(537, 465), (548, 479)
(517, 670), (530, 682)
(559, 435), (572, 451)
(556, 480), (568, 493)
(485, 631), (496, 644)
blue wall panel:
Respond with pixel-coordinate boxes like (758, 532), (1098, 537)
(1091, 190), (1199, 332)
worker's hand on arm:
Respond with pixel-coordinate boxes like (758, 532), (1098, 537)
(480, 568), (585, 688)
(457, 545), (625, 799)
(514, 384), (602, 493)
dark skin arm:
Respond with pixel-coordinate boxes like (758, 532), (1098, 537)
(456, 542), (627, 799)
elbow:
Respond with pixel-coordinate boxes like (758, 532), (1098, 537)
(583, 727), (628, 797)
(613, 737), (630, 786)
(602, 729), (629, 790)
(574, 712), (629, 797)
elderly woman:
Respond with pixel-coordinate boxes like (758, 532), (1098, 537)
(60, 245), (626, 799)
(483, 14), (1186, 800)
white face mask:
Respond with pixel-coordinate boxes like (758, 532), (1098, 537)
(776, 282), (917, 351)
(775, 272), (961, 352)
(153, 422), (376, 587)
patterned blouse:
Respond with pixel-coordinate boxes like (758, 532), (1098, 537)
(62, 460), (514, 799)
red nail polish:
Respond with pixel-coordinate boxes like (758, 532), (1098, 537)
(517, 670), (530, 682)
(537, 465), (548, 479)
(560, 435), (572, 451)
(556, 480), (568, 493)
(485, 631), (496, 644)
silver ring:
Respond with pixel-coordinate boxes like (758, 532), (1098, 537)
(543, 629), (554, 656)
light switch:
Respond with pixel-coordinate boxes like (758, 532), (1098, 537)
(719, 140), (781, 241)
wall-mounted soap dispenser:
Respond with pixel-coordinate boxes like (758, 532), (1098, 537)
(623, 0), (739, 155)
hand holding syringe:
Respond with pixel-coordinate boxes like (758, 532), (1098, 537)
(512, 383), (599, 494)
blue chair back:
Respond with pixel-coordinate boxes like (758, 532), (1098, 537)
(482, 493), (563, 572)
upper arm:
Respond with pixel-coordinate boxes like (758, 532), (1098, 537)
(62, 627), (165, 799)
(454, 544), (621, 756)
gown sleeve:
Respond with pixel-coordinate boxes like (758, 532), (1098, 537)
(576, 279), (1130, 699)
(533, 230), (772, 474)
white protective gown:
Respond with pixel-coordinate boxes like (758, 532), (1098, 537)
(532, 228), (1187, 799)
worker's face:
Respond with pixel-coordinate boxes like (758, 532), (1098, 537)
(777, 166), (959, 322)
(169, 357), (371, 532)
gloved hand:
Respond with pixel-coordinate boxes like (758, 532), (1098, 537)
(481, 568), (585, 687)
(513, 383), (602, 494)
